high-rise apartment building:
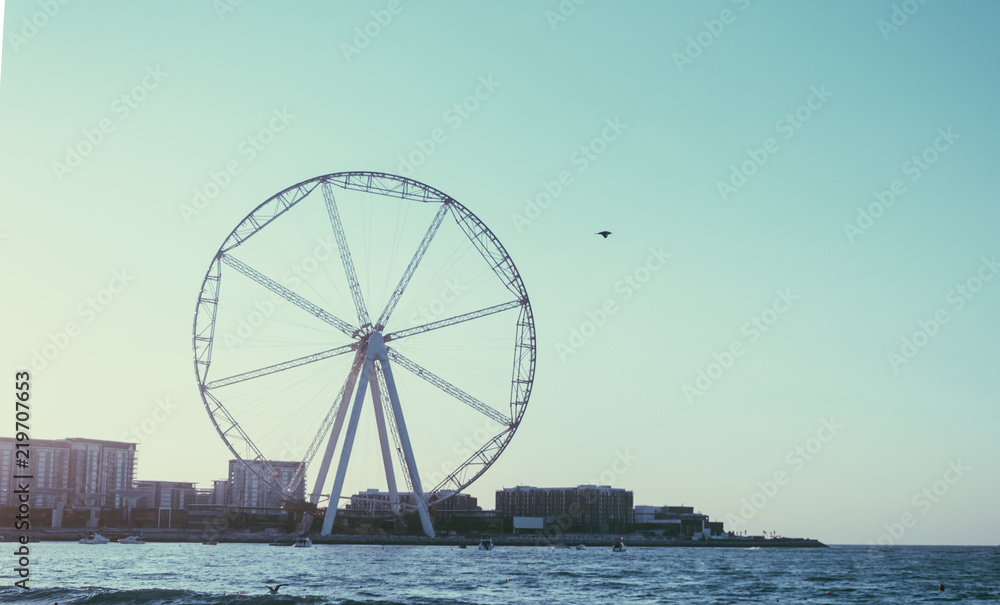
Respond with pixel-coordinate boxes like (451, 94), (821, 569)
(0, 436), (136, 527)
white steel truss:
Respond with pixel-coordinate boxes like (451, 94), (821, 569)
(193, 172), (535, 538)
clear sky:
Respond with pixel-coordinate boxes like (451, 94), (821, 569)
(2, 1), (998, 546)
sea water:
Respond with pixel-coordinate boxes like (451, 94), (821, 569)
(2, 543), (997, 604)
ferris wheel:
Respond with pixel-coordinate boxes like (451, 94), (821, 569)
(192, 172), (535, 537)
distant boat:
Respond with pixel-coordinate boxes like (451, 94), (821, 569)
(575, 544), (587, 550)
(118, 535), (145, 545)
(612, 537), (626, 552)
(478, 535), (494, 551)
(293, 537), (312, 548)
(79, 533), (110, 545)
(202, 541), (218, 545)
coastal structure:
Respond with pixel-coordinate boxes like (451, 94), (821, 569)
(0, 437), (71, 509)
(0, 437), (301, 531)
(134, 480), (197, 510)
(334, 489), (487, 535)
(345, 488), (479, 516)
(495, 485), (634, 534)
(128, 480), (199, 528)
(0, 436), (769, 542)
(226, 459), (305, 515)
(634, 505), (726, 539)
(0, 437), (136, 528)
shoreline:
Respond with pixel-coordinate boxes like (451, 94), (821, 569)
(3, 529), (827, 548)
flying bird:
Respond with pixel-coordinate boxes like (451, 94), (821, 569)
(265, 583), (289, 594)
(596, 231), (612, 238)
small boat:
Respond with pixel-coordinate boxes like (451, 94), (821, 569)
(202, 541), (218, 545)
(118, 535), (145, 545)
(612, 537), (626, 552)
(458, 544), (467, 549)
(79, 533), (110, 545)
(575, 544), (587, 550)
(478, 534), (494, 550)
(293, 537), (312, 548)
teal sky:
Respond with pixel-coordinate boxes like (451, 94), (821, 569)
(2, 1), (998, 546)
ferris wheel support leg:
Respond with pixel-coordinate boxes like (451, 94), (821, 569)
(369, 371), (400, 515)
(320, 351), (376, 535)
(303, 348), (365, 533)
(379, 351), (435, 538)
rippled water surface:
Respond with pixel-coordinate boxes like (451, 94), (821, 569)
(3, 543), (998, 604)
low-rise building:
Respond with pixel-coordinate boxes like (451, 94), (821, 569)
(121, 480), (198, 528)
(634, 504), (726, 539)
(344, 489), (478, 515)
(496, 485), (633, 533)
(226, 459), (305, 514)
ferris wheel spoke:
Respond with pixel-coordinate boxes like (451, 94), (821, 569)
(321, 182), (371, 328)
(385, 347), (511, 426)
(374, 203), (450, 331)
(221, 254), (358, 338)
(383, 299), (522, 343)
(204, 343), (357, 389)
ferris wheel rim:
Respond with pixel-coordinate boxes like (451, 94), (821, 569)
(191, 171), (536, 516)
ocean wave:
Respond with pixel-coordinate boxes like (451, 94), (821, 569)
(0, 587), (334, 605)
